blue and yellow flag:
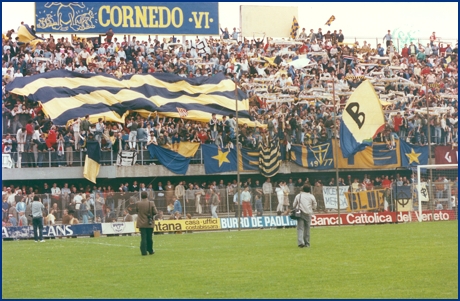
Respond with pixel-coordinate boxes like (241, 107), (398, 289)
(325, 15), (336, 26)
(290, 16), (300, 39)
(239, 147), (260, 172)
(290, 145), (308, 168)
(339, 80), (385, 158)
(202, 144), (237, 174)
(147, 144), (190, 175)
(307, 141), (334, 170)
(333, 140), (400, 169)
(16, 24), (44, 49)
(290, 141), (334, 170)
(83, 140), (101, 184)
(177, 142), (200, 158)
(400, 140), (428, 168)
(6, 70), (253, 126)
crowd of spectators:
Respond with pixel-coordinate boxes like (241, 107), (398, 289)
(2, 172), (457, 227)
(1, 26), (458, 169)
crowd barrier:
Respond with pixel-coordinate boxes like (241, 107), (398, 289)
(2, 141), (205, 168)
(4, 184), (455, 225)
(2, 210), (457, 239)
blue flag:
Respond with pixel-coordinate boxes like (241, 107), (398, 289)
(290, 141), (334, 170)
(202, 144), (237, 174)
(400, 140), (429, 168)
(147, 144), (190, 175)
(239, 147), (259, 171)
(372, 143), (398, 166)
(307, 141), (334, 170)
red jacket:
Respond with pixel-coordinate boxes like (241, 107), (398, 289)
(46, 129), (57, 148)
(401, 47), (409, 58)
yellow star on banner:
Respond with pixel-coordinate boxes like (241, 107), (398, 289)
(405, 148), (421, 164)
(212, 149), (230, 167)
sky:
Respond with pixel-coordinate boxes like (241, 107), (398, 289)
(2, 2), (458, 44)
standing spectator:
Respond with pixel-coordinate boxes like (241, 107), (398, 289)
(293, 185), (317, 248)
(50, 183), (61, 208)
(135, 191), (157, 256)
(209, 113), (219, 142)
(337, 29), (344, 43)
(283, 180), (290, 212)
(220, 27), (230, 40)
(127, 117), (138, 150)
(393, 112), (403, 137)
(80, 115), (91, 136)
(194, 184), (204, 215)
(312, 180), (325, 212)
(15, 197), (26, 215)
(262, 178), (273, 211)
(73, 192), (83, 220)
(275, 182), (285, 213)
(16, 127), (27, 159)
(174, 181), (185, 202)
(231, 27), (241, 41)
(241, 185), (253, 217)
(95, 192), (105, 223)
(185, 183), (195, 214)
(2, 197), (9, 221)
(383, 30), (392, 47)
(210, 189), (220, 218)
(31, 196), (45, 242)
(165, 180), (175, 207)
(105, 28), (114, 44)
(95, 117), (105, 146)
(233, 186), (243, 218)
(429, 32), (437, 46)
(71, 118), (81, 150)
(64, 131), (74, 166)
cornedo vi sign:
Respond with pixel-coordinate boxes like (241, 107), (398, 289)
(35, 2), (219, 34)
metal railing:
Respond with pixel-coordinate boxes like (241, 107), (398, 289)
(2, 141), (207, 168)
(3, 183), (457, 228)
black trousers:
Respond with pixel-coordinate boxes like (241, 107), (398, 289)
(139, 227), (154, 255)
(33, 217), (44, 241)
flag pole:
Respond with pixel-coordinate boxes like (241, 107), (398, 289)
(234, 76), (241, 231)
(332, 77), (341, 225)
(424, 78), (434, 213)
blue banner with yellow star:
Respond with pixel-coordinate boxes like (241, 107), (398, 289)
(202, 144), (237, 174)
(400, 140), (428, 168)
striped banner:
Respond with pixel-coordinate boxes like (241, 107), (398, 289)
(6, 70), (252, 126)
(259, 137), (281, 177)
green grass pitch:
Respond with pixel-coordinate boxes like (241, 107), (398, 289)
(2, 221), (458, 298)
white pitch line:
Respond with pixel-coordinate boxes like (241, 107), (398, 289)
(68, 240), (137, 248)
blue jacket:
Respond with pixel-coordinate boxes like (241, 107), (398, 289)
(173, 199), (182, 214)
(16, 202), (26, 213)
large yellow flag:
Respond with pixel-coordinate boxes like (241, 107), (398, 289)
(339, 80), (385, 158)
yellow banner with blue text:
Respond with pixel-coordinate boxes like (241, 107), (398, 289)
(135, 218), (221, 232)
